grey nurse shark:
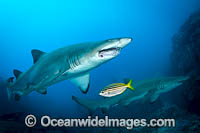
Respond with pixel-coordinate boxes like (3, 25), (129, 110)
(72, 76), (189, 114)
(6, 38), (132, 101)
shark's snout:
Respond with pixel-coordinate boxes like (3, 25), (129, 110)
(118, 37), (132, 48)
(120, 38), (132, 44)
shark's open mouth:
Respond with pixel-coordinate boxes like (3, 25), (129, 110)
(99, 47), (121, 57)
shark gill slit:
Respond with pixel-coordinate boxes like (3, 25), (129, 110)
(73, 56), (78, 68)
(67, 57), (73, 70)
(69, 55), (79, 70)
(72, 56), (77, 68)
(73, 55), (81, 68)
(76, 55), (80, 65)
(74, 55), (78, 67)
(70, 56), (74, 69)
(77, 55), (81, 65)
(71, 56), (75, 69)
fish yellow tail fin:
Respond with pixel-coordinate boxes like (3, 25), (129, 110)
(127, 80), (134, 90)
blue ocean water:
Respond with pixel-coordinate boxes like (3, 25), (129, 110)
(0, 0), (200, 120)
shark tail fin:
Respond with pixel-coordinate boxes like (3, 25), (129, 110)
(7, 88), (13, 101)
(6, 77), (21, 101)
(6, 77), (15, 101)
(7, 89), (21, 101)
(127, 80), (134, 90)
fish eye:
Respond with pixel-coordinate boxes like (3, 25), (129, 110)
(99, 54), (104, 58)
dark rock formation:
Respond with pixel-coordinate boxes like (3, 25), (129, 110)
(170, 9), (200, 116)
(134, 105), (200, 133)
(171, 9), (200, 76)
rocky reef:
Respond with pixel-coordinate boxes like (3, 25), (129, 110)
(135, 105), (200, 133)
(171, 9), (200, 77)
(170, 9), (200, 116)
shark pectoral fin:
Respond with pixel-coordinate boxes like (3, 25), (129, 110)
(31, 49), (46, 64)
(123, 101), (130, 107)
(150, 93), (159, 103)
(36, 88), (47, 95)
(13, 69), (23, 79)
(72, 95), (96, 114)
(112, 103), (119, 107)
(119, 100), (129, 107)
(142, 89), (157, 103)
(70, 73), (90, 93)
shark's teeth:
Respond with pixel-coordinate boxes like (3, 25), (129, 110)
(99, 47), (121, 57)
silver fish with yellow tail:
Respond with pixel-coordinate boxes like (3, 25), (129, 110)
(99, 80), (134, 97)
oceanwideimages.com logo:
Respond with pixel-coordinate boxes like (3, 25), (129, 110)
(25, 115), (175, 129)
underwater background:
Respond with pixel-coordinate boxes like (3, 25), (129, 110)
(1, 0), (200, 132)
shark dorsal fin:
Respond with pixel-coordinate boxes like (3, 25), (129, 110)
(31, 49), (46, 64)
(13, 69), (22, 79)
(70, 73), (90, 93)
